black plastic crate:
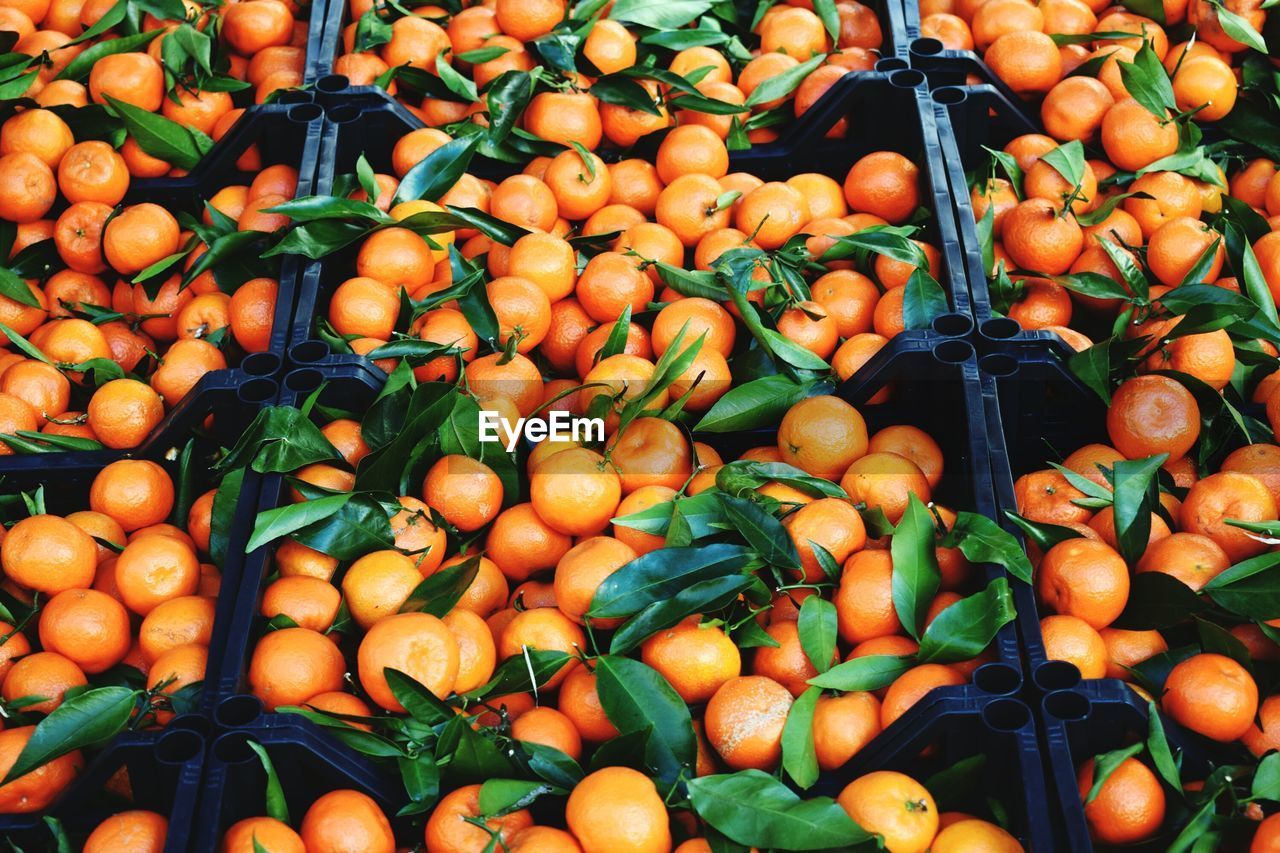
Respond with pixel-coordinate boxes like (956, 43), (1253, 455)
(978, 345), (1263, 850)
(192, 716), (417, 849)
(287, 69), (976, 369)
(196, 687), (1051, 849)
(0, 103), (325, 476)
(0, 371), (279, 704)
(0, 375), (279, 844)
(206, 330), (1049, 844)
(0, 726), (206, 853)
(302, 0), (916, 95)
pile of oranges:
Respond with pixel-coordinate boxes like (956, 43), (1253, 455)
(0, 457), (225, 814)
(1, 0), (1279, 844)
(210, 767), (1023, 851)
(222, 373), (1023, 848)
(0, 105), (297, 452)
(1, 0), (312, 125)
(310, 122), (945, 402)
(921, 0), (1262, 110)
(328, 0), (885, 148)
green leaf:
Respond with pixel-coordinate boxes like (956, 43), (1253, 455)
(797, 596), (837, 673)
(57, 30), (161, 81)
(715, 461), (846, 499)
(393, 135), (479, 207)
(219, 406), (341, 474)
(945, 512), (1033, 585)
(464, 650), (572, 699)
(609, 574), (756, 654)
(600, 305), (633, 362)
(917, 579), (1016, 663)
(286, 491), (396, 562)
(1117, 40), (1176, 119)
(384, 668), (453, 726)
(104, 94), (204, 171)
(1084, 743), (1144, 804)
(1040, 140), (1086, 188)
(400, 555), (480, 617)
(1253, 752), (1280, 800)
(478, 780), (557, 816)
(696, 375), (829, 433)
(2, 687), (138, 783)
(589, 543), (755, 618)
(1211, 0), (1267, 52)
(821, 226), (925, 266)
(1113, 571), (1204, 630)
(590, 74), (663, 115)
(687, 771), (872, 850)
(1145, 699), (1181, 791)
(246, 741), (289, 824)
(780, 687), (821, 789)
(891, 495), (941, 640)
(593, 655), (697, 785)
(902, 270), (948, 330)
(1203, 551), (1280, 620)
(247, 493), (353, 552)
(612, 490), (728, 539)
(717, 494), (800, 569)
(1111, 454), (1168, 564)
(806, 654), (916, 691)
(609, 0), (713, 28)
(436, 52), (479, 101)
(744, 54), (826, 108)
(0, 268), (40, 308)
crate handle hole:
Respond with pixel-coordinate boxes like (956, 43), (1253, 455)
(981, 317), (1021, 341)
(874, 57), (908, 73)
(911, 37), (944, 57)
(979, 353), (1018, 378)
(242, 352), (281, 378)
(932, 339), (974, 365)
(288, 103), (323, 123)
(215, 695), (264, 729)
(1034, 659), (1082, 692)
(982, 697), (1031, 732)
(285, 368), (324, 393)
(932, 86), (968, 106)
(933, 313), (973, 337)
(1043, 689), (1091, 722)
(889, 69), (926, 89)
(317, 74), (349, 94)
(213, 731), (258, 764)
(973, 662), (1021, 696)
(327, 104), (361, 123)
(289, 340), (329, 364)
(238, 377), (278, 405)
(157, 728), (204, 764)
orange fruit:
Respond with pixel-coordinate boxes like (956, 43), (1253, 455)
(299, 789), (394, 853)
(221, 817), (304, 853)
(1037, 538), (1130, 629)
(1040, 614), (1107, 679)
(83, 810), (168, 853)
(425, 783), (534, 852)
(1077, 757), (1165, 845)
(1162, 652), (1258, 742)
(838, 771), (938, 853)
(565, 766), (671, 853)
(704, 675), (793, 770)
(37, 587), (130, 673)
(358, 611), (459, 710)
(0, 726), (83, 813)
(248, 626), (346, 712)
(1, 513), (97, 594)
